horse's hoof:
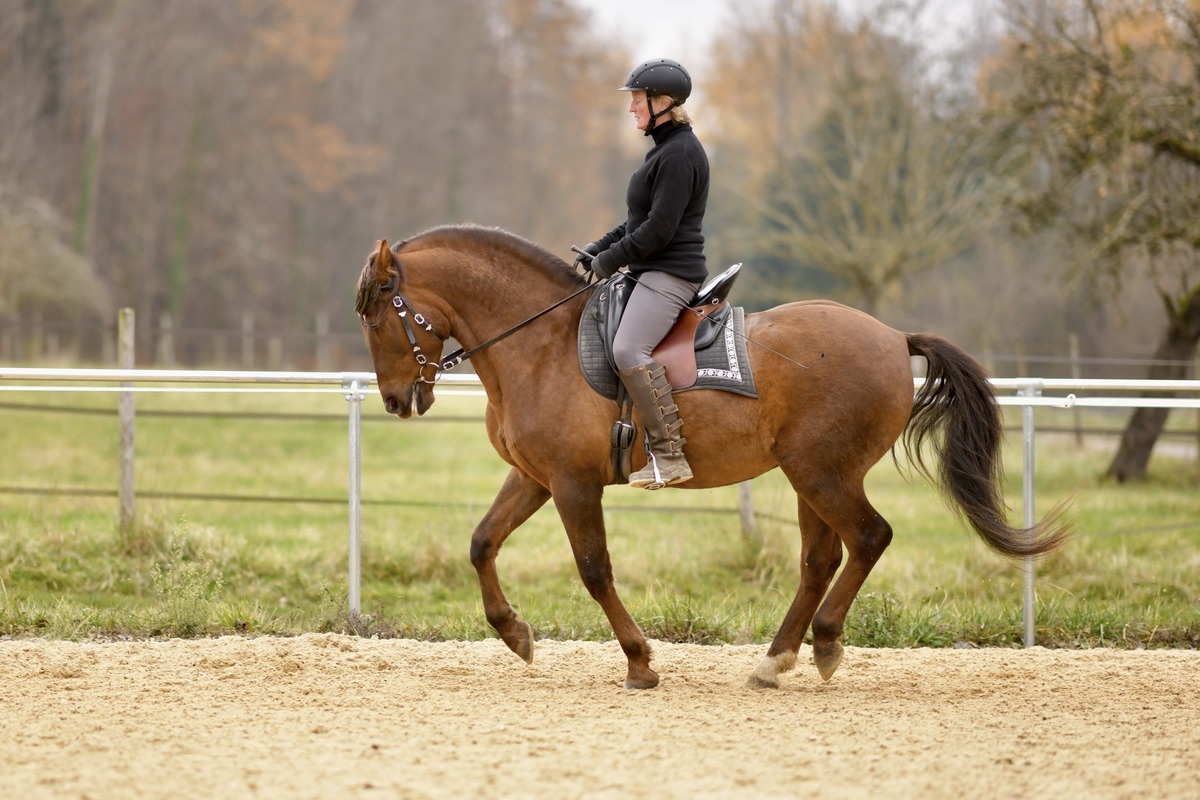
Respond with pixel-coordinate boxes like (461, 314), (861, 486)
(746, 674), (779, 689)
(502, 620), (535, 664)
(624, 667), (660, 690)
(813, 641), (844, 681)
(748, 651), (796, 689)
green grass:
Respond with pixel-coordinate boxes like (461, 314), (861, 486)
(0, 387), (1196, 648)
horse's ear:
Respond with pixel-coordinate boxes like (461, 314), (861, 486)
(373, 239), (394, 280)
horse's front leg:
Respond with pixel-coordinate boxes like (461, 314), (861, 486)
(552, 476), (658, 690)
(470, 467), (551, 664)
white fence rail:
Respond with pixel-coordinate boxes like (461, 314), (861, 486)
(2, 366), (1198, 645)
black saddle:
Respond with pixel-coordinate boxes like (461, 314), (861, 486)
(576, 263), (755, 484)
(587, 263), (742, 391)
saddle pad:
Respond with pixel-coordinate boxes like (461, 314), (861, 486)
(577, 292), (758, 401)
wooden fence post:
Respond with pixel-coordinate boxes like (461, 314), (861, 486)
(738, 481), (755, 538)
(268, 337), (283, 371)
(157, 312), (175, 367)
(241, 312), (255, 369)
(316, 311), (331, 372)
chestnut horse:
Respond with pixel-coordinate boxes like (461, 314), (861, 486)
(355, 225), (1068, 690)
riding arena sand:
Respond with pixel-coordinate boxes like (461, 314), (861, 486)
(1, 635), (1197, 799)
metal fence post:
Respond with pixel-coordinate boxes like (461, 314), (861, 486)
(1018, 378), (1043, 648)
(118, 309), (136, 534)
(343, 376), (367, 618)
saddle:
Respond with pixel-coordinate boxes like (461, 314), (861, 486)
(577, 264), (757, 484)
(580, 263), (745, 395)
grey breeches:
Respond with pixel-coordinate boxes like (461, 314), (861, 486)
(612, 271), (703, 372)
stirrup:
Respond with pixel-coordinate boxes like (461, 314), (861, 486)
(629, 454), (692, 490)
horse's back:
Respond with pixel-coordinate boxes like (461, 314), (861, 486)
(751, 298), (903, 344)
(746, 299), (912, 393)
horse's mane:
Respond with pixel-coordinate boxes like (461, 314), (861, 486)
(356, 225), (583, 316)
(405, 225), (581, 282)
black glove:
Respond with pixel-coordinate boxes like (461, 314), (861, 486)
(572, 242), (604, 285)
(590, 249), (618, 279)
(572, 241), (599, 270)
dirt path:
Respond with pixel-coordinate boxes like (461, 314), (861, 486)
(2, 635), (1197, 799)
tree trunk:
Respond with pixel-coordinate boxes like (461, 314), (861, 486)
(1105, 288), (1200, 482)
(75, 0), (125, 257)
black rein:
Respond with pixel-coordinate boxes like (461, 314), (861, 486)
(362, 278), (596, 383)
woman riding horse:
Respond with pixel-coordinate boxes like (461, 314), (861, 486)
(578, 58), (709, 490)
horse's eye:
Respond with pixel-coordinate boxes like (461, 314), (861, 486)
(380, 276), (396, 293)
(360, 302), (387, 329)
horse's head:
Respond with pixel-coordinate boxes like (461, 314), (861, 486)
(355, 239), (441, 418)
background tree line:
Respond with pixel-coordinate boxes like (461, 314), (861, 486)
(2, 0), (1197, 479)
(1, 0), (630, 358)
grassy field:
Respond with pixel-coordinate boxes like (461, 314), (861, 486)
(1, 385), (1197, 648)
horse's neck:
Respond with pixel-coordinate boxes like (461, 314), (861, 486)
(414, 247), (580, 382)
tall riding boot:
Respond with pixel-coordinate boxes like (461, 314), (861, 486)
(618, 360), (693, 490)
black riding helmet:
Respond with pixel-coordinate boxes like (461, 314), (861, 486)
(618, 58), (692, 134)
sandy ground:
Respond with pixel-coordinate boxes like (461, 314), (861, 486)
(1, 635), (1198, 800)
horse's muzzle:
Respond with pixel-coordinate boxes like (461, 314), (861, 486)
(383, 382), (434, 418)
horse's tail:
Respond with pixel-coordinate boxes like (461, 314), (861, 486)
(904, 333), (1070, 558)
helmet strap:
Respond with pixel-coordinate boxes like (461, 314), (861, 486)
(644, 94), (679, 136)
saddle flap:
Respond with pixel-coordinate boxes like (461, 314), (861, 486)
(692, 302), (732, 351)
(652, 301), (729, 390)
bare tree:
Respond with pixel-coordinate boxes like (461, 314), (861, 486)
(706, 1), (1011, 316)
(0, 0), (658, 365)
(987, 0), (1200, 481)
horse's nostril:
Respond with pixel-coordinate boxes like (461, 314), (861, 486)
(384, 395), (399, 413)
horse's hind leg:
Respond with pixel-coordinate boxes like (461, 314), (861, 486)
(750, 499), (842, 689)
(806, 492), (894, 682)
(552, 476), (658, 690)
(470, 467), (551, 664)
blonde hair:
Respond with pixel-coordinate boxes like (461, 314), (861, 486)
(651, 93), (692, 125)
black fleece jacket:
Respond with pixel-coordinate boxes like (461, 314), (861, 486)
(591, 122), (709, 284)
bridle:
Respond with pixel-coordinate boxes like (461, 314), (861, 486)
(360, 289), (448, 384)
(360, 276), (596, 384)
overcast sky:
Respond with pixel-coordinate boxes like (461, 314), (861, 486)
(575, 0), (989, 77)
(576, 0), (732, 66)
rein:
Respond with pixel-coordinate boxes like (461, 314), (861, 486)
(363, 280), (596, 383)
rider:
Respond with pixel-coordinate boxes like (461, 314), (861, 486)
(579, 58), (710, 489)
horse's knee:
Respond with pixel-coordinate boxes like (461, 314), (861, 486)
(575, 553), (614, 600)
(469, 531), (498, 570)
